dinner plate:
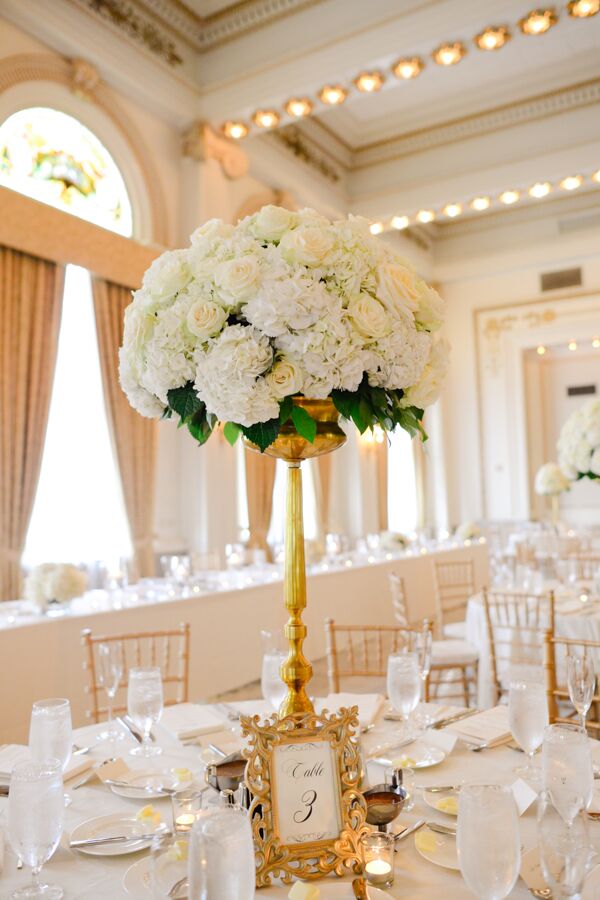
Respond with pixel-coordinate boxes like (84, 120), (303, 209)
(109, 770), (192, 799)
(123, 856), (152, 896)
(373, 740), (446, 769)
(69, 812), (160, 856)
(414, 826), (459, 870)
(423, 789), (459, 817)
(313, 885), (388, 899)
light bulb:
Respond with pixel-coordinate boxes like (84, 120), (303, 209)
(443, 202), (463, 218)
(560, 175), (583, 190)
(392, 57), (424, 79)
(529, 181), (552, 198)
(252, 109), (280, 129)
(536, 345), (547, 355)
(369, 222), (384, 235)
(391, 215), (409, 230)
(354, 71), (385, 92)
(222, 120), (248, 140)
(519, 8), (558, 35)
(568, 340), (578, 351)
(318, 84), (348, 105)
(568, 0), (599, 17)
(432, 42), (466, 65)
(470, 196), (491, 211)
(499, 189), (520, 205)
(285, 97), (313, 118)
(475, 26), (511, 50)
(416, 209), (435, 223)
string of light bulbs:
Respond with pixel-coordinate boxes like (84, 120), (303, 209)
(367, 168), (600, 234)
(220, 2), (599, 140)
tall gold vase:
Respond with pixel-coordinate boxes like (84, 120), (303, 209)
(244, 397), (346, 717)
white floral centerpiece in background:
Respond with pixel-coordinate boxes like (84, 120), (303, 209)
(379, 531), (410, 551)
(25, 563), (87, 612)
(557, 398), (600, 483)
(455, 522), (481, 541)
(535, 462), (571, 496)
(119, 206), (448, 451)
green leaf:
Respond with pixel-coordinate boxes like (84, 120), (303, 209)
(187, 409), (213, 445)
(241, 418), (280, 452)
(331, 389), (355, 420)
(223, 422), (241, 446)
(167, 383), (202, 422)
(398, 406), (428, 441)
(279, 396), (294, 424)
(291, 405), (317, 443)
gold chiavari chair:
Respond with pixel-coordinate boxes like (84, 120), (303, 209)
(81, 623), (190, 723)
(324, 619), (432, 697)
(543, 630), (600, 735)
(387, 573), (478, 706)
(433, 558), (476, 639)
(483, 589), (555, 704)
(567, 552), (600, 581)
(515, 541), (538, 568)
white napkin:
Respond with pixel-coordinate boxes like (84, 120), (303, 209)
(316, 693), (385, 728)
(424, 729), (457, 755)
(159, 704), (226, 741)
(447, 705), (512, 748)
(229, 699), (275, 719)
(511, 778), (538, 816)
(0, 745), (92, 785)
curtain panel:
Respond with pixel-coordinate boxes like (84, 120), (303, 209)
(244, 448), (276, 560)
(92, 277), (157, 577)
(0, 246), (65, 600)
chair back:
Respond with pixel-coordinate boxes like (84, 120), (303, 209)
(324, 618), (432, 695)
(567, 552), (600, 582)
(389, 572), (409, 626)
(543, 630), (600, 735)
(81, 623), (190, 723)
(483, 589), (555, 703)
(433, 559), (475, 633)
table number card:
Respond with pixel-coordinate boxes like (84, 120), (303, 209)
(241, 706), (370, 887)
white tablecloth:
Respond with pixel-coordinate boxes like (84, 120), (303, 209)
(0, 544), (489, 743)
(2, 699), (594, 899)
(466, 588), (600, 708)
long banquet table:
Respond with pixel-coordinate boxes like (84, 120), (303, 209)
(0, 544), (488, 743)
(1, 698), (598, 898)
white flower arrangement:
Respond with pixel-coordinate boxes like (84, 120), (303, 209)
(120, 206), (448, 451)
(455, 522), (481, 541)
(379, 531), (410, 551)
(557, 398), (600, 482)
(534, 462), (571, 496)
(24, 563), (87, 610)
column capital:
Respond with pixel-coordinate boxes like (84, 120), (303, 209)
(182, 121), (248, 179)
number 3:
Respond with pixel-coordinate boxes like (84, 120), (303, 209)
(293, 789), (317, 824)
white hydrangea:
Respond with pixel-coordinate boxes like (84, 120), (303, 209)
(534, 462), (571, 496)
(557, 398), (600, 481)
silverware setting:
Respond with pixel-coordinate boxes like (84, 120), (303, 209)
(72, 744), (91, 756)
(419, 784), (461, 794)
(394, 817), (426, 842)
(429, 709), (480, 730)
(425, 821), (457, 836)
(104, 778), (179, 796)
(70, 829), (169, 848)
(115, 716), (143, 744)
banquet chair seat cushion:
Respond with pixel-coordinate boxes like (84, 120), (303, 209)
(431, 639), (479, 667)
(443, 620), (467, 640)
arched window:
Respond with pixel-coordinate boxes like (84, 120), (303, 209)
(0, 107), (132, 235)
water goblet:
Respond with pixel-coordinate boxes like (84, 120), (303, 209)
(152, 831), (189, 899)
(538, 791), (593, 898)
(542, 723), (593, 825)
(128, 667), (163, 757)
(97, 641), (124, 743)
(8, 759), (65, 899)
(387, 651), (421, 739)
(29, 699), (72, 805)
(457, 784), (520, 900)
(260, 633), (287, 713)
(567, 653), (595, 733)
(188, 807), (255, 899)
(508, 680), (548, 785)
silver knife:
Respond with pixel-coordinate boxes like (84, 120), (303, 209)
(116, 716), (142, 744)
(429, 709), (480, 730)
(419, 784), (462, 793)
(426, 821), (457, 835)
(70, 832), (161, 848)
(394, 817), (426, 842)
(122, 714), (155, 742)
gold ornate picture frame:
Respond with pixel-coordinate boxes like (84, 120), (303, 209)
(240, 705), (369, 887)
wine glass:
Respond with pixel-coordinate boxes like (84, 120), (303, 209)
(29, 699), (72, 805)
(508, 680), (548, 785)
(538, 791), (593, 898)
(542, 723), (593, 825)
(8, 759), (65, 899)
(188, 807), (255, 899)
(97, 642), (124, 743)
(261, 650), (287, 712)
(410, 627), (433, 726)
(567, 653), (595, 732)
(457, 784), (521, 900)
(387, 652), (421, 738)
(128, 667), (163, 757)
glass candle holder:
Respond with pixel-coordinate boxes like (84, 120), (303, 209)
(361, 832), (394, 887)
(171, 789), (204, 833)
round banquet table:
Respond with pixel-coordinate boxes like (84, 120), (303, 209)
(1, 701), (599, 899)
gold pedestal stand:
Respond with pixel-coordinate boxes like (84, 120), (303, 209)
(244, 397), (346, 717)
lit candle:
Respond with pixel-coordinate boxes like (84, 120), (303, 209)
(175, 813), (196, 830)
(365, 858), (393, 885)
(361, 832), (394, 887)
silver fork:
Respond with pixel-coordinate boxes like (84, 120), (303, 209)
(168, 875), (188, 898)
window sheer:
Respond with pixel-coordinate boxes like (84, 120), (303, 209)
(268, 459), (318, 546)
(387, 428), (418, 534)
(23, 265), (132, 567)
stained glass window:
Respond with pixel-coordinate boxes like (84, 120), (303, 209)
(0, 107), (133, 235)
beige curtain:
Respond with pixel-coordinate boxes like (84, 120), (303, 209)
(244, 448), (276, 560)
(413, 438), (427, 531)
(376, 439), (389, 531)
(317, 455), (333, 536)
(0, 247), (64, 600)
(92, 278), (157, 577)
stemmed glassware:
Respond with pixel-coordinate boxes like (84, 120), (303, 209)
(538, 791), (593, 899)
(29, 699), (72, 805)
(260, 630), (287, 713)
(567, 653), (595, 732)
(457, 784), (521, 900)
(127, 667), (163, 757)
(542, 723), (593, 826)
(387, 651), (421, 739)
(97, 641), (124, 744)
(508, 680), (548, 785)
(8, 759), (65, 899)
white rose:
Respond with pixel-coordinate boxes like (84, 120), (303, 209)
(142, 250), (191, 301)
(279, 224), (336, 267)
(265, 357), (304, 399)
(250, 205), (296, 242)
(590, 448), (600, 477)
(348, 293), (391, 339)
(376, 261), (420, 319)
(186, 300), (228, 340)
(214, 256), (261, 302)
(190, 219), (235, 245)
(400, 338), (450, 409)
(415, 282), (446, 332)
